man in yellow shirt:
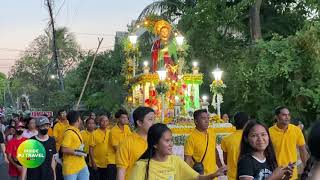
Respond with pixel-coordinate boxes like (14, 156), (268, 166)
(89, 115), (110, 180)
(184, 109), (222, 175)
(221, 112), (249, 180)
(61, 110), (89, 180)
(269, 106), (309, 180)
(80, 117), (95, 177)
(53, 109), (69, 180)
(116, 106), (155, 180)
(107, 109), (131, 180)
(53, 110), (69, 151)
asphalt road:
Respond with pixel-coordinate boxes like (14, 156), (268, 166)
(0, 162), (9, 180)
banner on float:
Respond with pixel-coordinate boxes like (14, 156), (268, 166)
(31, 111), (53, 117)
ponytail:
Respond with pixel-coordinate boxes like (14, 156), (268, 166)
(301, 157), (315, 180)
(141, 147), (153, 180)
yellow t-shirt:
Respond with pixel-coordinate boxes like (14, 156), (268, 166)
(129, 155), (199, 180)
(184, 128), (217, 175)
(89, 128), (110, 168)
(53, 120), (69, 151)
(221, 130), (243, 180)
(80, 130), (93, 154)
(116, 132), (147, 180)
(61, 126), (86, 176)
(269, 124), (305, 180)
(107, 124), (132, 164)
(48, 127), (53, 137)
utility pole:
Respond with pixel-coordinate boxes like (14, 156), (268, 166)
(46, 0), (65, 91)
(75, 38), (103, 110)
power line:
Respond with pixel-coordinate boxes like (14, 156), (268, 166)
(54, 0), (66, 18)
(0, 59), (18, 60)
(71, 32), (115, 37)
(0, 48), (25, 52)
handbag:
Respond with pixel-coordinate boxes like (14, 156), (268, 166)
(192, 133), (209, 175)
(58, 129), (83, 160)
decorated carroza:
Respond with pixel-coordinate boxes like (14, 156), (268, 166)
(122, 15), (235, 157)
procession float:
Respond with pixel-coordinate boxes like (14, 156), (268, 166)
(122, 16), (235, 156)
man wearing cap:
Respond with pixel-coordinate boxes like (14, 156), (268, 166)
(21, 116), (57, 180)
(5, 121), (27, 180)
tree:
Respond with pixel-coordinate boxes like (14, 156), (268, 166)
(173, 0), (320, 124)
(64, 48), (126, 113)
(0, 72), (7, 106)
(249, 0), (262, 41)
(9, 27), (81, 110)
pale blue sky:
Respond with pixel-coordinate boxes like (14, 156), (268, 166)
(0, 0), (153, 75)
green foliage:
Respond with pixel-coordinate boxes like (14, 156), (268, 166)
(224, 23), (320, 126)
(8, 27), (81, 110)
(175, 0), (320, 125)
(156, 82), (169, 95)
(64, 49), (126, 114)
(0, 72), (7, 105)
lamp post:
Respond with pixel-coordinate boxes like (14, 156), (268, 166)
(129, 34), (138, 77)
(175, 34), (184, 75)
(175, 34), (184, 47)
(201, 95), (209, 111)
(157, 68), (167, 123)
(174, 96), (181, 121)
(50, 74), (56, 80)
(192, 61), (199, 74)
(143, 61), (150, 74)
(212, 65), (223, 117)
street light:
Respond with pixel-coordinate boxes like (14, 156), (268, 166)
(157, 68), (167, 81)
(143, 61), (150, 74)
(174, 96), (181, 120)
(143, 61), (149, 67)
(50, 74), (56, 79)
(212, 65), (223, 81)
(175, 34), (184, 47)
(201, 95), (209, 111)
(157, 68), (167, 123)
(175, 34), (185, 75)
(192, 61), (199, 74)
(212, 65), (223, 117)
(202, 95), (208, 101)
(129, 34), (138, 46)
(129, 34), (138, 77)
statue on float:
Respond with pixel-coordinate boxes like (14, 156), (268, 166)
(151, 20), (178, 81)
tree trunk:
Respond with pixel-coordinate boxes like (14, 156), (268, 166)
(249, 0), (262, 42)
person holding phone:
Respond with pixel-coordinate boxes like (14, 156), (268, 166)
(269, 107), (309, 179)
(237, 120), (293, 180)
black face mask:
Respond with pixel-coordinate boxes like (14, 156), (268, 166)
(16, 130), (23, 135)
(39, 128), (48, 135)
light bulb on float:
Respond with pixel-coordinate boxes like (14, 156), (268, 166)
(143, 61), (150, 74)
(192, 61), (199, 74)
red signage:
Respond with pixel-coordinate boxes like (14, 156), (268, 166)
(31, 111), (53, 117)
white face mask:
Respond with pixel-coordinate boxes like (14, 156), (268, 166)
(7, 135), (13, 141)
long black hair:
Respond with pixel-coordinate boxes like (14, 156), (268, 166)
(238, 120), (278, 171)
(301, 121), (320, 180)
(139, 123), (171, 180)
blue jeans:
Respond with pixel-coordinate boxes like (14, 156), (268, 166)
(64, 166), (89, 180)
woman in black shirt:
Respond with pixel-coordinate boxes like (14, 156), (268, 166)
(237, 120), (292, 180)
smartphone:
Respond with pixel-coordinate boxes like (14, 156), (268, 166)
(288, 162), (297, 168)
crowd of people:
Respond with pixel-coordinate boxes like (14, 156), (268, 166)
(0, 106), (319, 180)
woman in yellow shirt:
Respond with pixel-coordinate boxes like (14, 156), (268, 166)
(129, 123), (227, 180)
